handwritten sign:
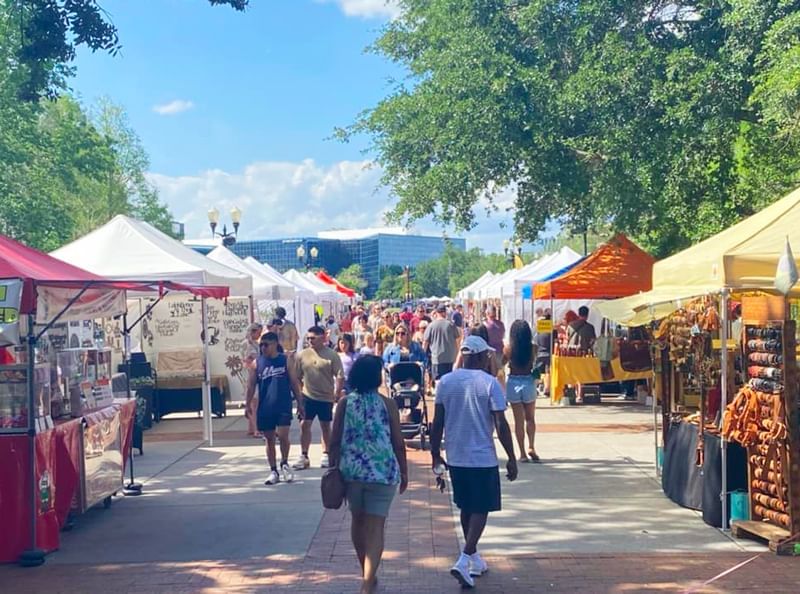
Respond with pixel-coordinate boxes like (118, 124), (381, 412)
(536, 319), (553, 334)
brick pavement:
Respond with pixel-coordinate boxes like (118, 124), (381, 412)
(3, 446), (800, 593)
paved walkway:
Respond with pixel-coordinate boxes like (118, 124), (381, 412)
(2, 400), (799, 593)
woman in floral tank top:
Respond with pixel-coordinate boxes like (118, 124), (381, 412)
(329, 355), (408, 594)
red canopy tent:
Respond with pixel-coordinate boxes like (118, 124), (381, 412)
(534, 234), (655, 300)
(316, 270), (356, 298)
(0, 233), (229, 566)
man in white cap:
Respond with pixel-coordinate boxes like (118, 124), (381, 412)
(430, 335), (517, 588)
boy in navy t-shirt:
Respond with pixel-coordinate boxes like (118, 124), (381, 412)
(246, 332), (303, 485)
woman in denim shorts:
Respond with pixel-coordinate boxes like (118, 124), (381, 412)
(505, 320), (540, 462)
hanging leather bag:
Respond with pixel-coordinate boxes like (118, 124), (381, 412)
(321, 399), (347, 509)
(619, 338), (652, 372)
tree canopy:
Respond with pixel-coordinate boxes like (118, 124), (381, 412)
(346, 1), (800, 258)
(335, 264), (369, 293)
(1, 3), (177, 250)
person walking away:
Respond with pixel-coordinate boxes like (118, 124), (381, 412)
(275, 306), (299, 352)
(329, 355), (408, 594)
(423, 304), (460, 381)
(483, 305), (506, 387)
(244, 322), (264, 437)
(382, 323), (426, 365)
(293, 326), (345, 470)
(567, 306), (596, 351)
(505, 320), (540, 462)
(337, 333), (359, 393)
(246, 332), (302, 485)
(431, 335), (517, 588)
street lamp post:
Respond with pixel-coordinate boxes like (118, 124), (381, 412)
(296, 244), (319, 271)
(207, 206), (242, 247)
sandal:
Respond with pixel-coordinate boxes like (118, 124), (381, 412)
(518, 456), (530, 463)
(528, 451), (541, 463)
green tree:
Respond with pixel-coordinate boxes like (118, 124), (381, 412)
(345, 1), (800, 258)
(336, 264), (369, 293)
(415, 246), (510, 297)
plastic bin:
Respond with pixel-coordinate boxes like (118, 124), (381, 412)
(730, 490), (749, 522)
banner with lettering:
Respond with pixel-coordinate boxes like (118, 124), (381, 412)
(36, 285), (126, 325)
(135, 295), (251, 402)
(0, 279), (22, 346)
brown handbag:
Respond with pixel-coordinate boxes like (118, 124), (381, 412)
(619, 339), (652, 372)
(321, 467), (346, 509)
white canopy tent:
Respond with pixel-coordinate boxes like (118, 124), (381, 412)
(52, 215), (254, 445)
(243, 258), (317, 343)
(207, 245), (295, 302)
(456, 271), (495, 301)
(499, 247), (583, 332)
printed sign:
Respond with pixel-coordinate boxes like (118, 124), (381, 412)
(536, 319), (553, 334)
(0, 279), (22, 346)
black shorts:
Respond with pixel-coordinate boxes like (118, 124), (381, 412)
(257, 409), (292, 432)
(303, 398), (334, 422)
(449, 466), (501, 514)
(432, 362), (453, 380)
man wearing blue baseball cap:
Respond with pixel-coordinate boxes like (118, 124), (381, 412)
(430, 334), (517, 588)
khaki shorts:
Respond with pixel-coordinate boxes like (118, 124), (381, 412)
(345, 481), (397, 517)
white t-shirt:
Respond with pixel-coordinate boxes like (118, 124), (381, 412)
(435, 368), (506, 468)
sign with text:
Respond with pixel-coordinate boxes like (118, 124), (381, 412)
(0, 280), (22, 346)
(536, 318), (553, 334)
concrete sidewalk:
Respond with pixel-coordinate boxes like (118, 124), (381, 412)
(2, 402), (798, 593)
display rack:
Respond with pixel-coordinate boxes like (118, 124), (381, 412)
(730, 320), (800, 553)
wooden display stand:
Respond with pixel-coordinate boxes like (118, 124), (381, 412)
(731, 319), (800, 554)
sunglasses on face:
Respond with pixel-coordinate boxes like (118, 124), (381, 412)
(396, 331), (407, 336)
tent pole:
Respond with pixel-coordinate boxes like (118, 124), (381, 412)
(201, 297), (213, 446)
(720, 289), (729, 530)
(19, 314), (45, 566)
(121, 312), (142, 496)
(550, 296), (555, 403)
(249, 295), (255, 323)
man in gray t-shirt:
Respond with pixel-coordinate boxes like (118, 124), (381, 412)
(423, 304), (460, 380)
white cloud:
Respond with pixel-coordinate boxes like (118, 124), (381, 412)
(316, 0), (402, 20)
(147, 158), (517, 252)
(152, 99), (195, 116)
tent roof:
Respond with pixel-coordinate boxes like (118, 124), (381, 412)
(243, 257), (309, 297)
(534, 234), (655, 300)
(654, 185), (800, 294)
(51, 215), (252, 296)
(302, 271), (348, 301)
(512, 247), (582, 289)
(208, 246), (295, 301)
(316, 271), (356, 298)
(457, 271), (494, 299)
(284, 269), (341, 299)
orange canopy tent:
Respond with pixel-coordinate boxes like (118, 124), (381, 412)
(316, 270), (356, 298)
(534, 234), (654, 300)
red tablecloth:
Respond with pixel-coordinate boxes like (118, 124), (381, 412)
(0, 400), (135, 563)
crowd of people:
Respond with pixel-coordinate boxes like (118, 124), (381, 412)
(242, 299), (595, 593)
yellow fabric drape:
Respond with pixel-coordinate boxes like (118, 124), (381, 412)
(550, 355), (651, 403)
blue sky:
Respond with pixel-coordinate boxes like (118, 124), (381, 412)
(72, 0), (519, 250)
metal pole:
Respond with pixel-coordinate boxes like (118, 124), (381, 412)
(20, 314), (45, 566)
(201, 297), (213, 446)
(122, 313), (142, 495)
(720, 290), (729, 530)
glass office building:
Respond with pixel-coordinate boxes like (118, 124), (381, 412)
(229, 230), (465, 297)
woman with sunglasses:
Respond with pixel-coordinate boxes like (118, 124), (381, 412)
(382, 323), (426, 366)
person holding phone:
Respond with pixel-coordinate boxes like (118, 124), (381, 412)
(430, 335), (517, 589)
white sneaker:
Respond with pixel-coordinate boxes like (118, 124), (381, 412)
(280, 462), (294, 483)
(450, 553), (475, 588)
(264, 470), (280, 485)
(469, 552), (488, 577)
(292, 455), (310, 470)
(320, 452), (330, 468)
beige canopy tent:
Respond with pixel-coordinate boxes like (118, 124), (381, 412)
(597, 186), (800, 324)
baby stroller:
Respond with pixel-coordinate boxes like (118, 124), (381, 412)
(387, 361), (429, 449)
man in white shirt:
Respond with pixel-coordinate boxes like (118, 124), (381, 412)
(431, 335), (517, 588)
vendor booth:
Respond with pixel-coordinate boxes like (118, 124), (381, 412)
(316, 270), (357, 299)
(0, 234), (157, 565)
(597, 186), (800, 551)
(533, 234), (655, 403)
(51, 216), (248, 444)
